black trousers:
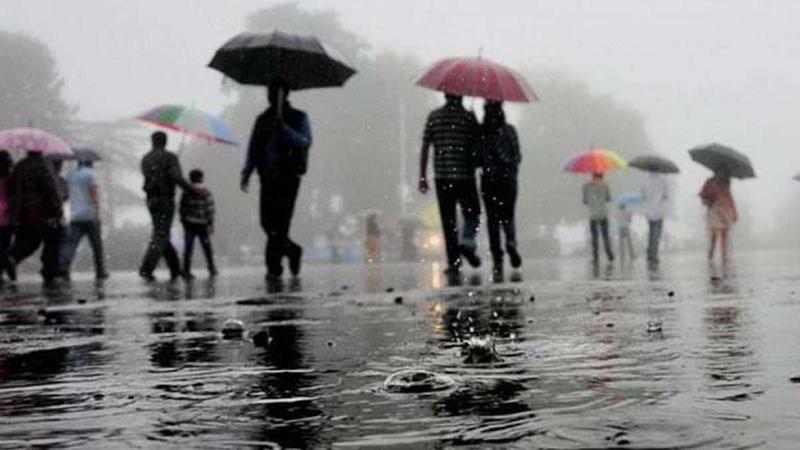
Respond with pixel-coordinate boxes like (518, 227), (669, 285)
(4, 225), (61, 280)
(60, 220), (106, 275)
(0, 226), (12, 256)
(435, 178), (481, 268)
(590, 218), (614, 261)
(481, 176), (518, 265)
(183, 222), (216, 274)
(139, 198), (180, 277)
(260, 175), (301, 276)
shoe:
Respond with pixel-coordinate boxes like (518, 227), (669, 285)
(459, 245), (482, 268)
(288, 246), (303, 276)
(507, 246), (522, 269)
(209, 267), (219, 278)
(96, 271), (110, 280)
(182, 271), (195, 280)
(491, 265), (504, 283)
(139, 271), (156, 283)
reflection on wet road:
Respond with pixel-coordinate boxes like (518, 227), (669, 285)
(2, 251), (800, 448)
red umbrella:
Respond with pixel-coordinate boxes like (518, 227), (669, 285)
(417, 57), (537, 103)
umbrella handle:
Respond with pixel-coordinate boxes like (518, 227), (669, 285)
(277, 87), (285, 122)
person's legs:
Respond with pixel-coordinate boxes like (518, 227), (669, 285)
(721, 229), (730, 262)
(182, 224), (197, 277)
(140, 200), (176, 277)
(459, 179), (481, 251)
(502, 178), (521, 268)
(85, 221), (107, 277)
(40, 226), (62, 282)
(58, 222), (82, 275)
(589, 219), (600, 261)
(6, 228), (43, 266)
(0, 227), (12, 254)
(601, 218), (614, 261)
(196, 227), (217, 275)
(278, 177), (302, 276)
(435, 180), (460, 269)
(627, 230), (635, 259)
(481, 178), (503, 268)
(708, 230), (718, 261)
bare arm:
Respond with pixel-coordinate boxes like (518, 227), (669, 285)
(418, 139), (430, 194)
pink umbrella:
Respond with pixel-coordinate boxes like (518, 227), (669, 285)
(417, 56), (537, 103)
(0, 127), (72, 158)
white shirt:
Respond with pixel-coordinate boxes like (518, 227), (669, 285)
(641, 174), (668, 221)
(68, 166), (97, 222)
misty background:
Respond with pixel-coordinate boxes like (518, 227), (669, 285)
(2, 0), (800, 270)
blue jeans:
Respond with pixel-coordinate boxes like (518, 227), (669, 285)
(60, 220), (106, 276)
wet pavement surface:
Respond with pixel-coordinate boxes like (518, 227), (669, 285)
(2, 250), (800, 448)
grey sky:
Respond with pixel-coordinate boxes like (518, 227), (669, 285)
(3, 0), (800, 230)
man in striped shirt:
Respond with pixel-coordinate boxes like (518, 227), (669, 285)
(418, 94), (482, 275)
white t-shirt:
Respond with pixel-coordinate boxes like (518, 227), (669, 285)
(641, 174), (668, 221)
(68, 166), (97, 222)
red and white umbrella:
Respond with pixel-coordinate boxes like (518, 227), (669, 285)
(0, 127), (72, 158)
(416, 56), (537, 103)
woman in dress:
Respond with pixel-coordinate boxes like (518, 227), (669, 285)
(699, 168), (737, 263)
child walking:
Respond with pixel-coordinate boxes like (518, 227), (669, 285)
(180, 169), (218, 279)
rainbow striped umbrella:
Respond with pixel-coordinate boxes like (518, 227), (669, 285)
(563, 148), (627, 174)
(137, 105), (237, 146)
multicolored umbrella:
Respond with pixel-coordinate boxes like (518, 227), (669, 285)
(563, 148), (627, 174)
(137, 105), (237, 146)
(0, 127), (72, 157)
(417, 57), (537, 103)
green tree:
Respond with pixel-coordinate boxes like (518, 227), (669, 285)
(0, 31), (75, 135)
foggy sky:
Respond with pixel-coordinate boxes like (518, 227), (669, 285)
(3, 0), (800, 232)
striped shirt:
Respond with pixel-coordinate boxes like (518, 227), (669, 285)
(423, 103), (479, 180)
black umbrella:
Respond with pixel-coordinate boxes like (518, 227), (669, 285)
(208, 30), (357, 89)
(629, 155), (680, 174)
(689, 143), (755, 179)
(71, 148), (102, 162)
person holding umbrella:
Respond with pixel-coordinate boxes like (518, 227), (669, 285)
(479, 101), (522, 281)
(138, 131), (193, 282)
(690, 143), (754, 264)
(241, 81), (311, 281)
(209, 30), (356, 282)
(564, 149), (626, 263)
(416, 56), (536, 277)
(629, 155), (679, 264)
(59, 150), (109, 280)
(699, 168), (737, 263)
(0, 150), (64, 284)
(418, 93), (482, 275)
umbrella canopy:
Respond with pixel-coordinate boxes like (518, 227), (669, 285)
(0, 127), (72, 158)
(417, 56), (537, 103)
(208, 30), (357, 89)
(629, 154), (680, 174)
(72, 148), (102, 162)
(138, 105), (237, 146)
(617, 192), (643, 207)
(563, 148), (627, 174)
(689, 143), (755, 179)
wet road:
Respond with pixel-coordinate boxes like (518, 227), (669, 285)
(1, 250), (800, 448)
